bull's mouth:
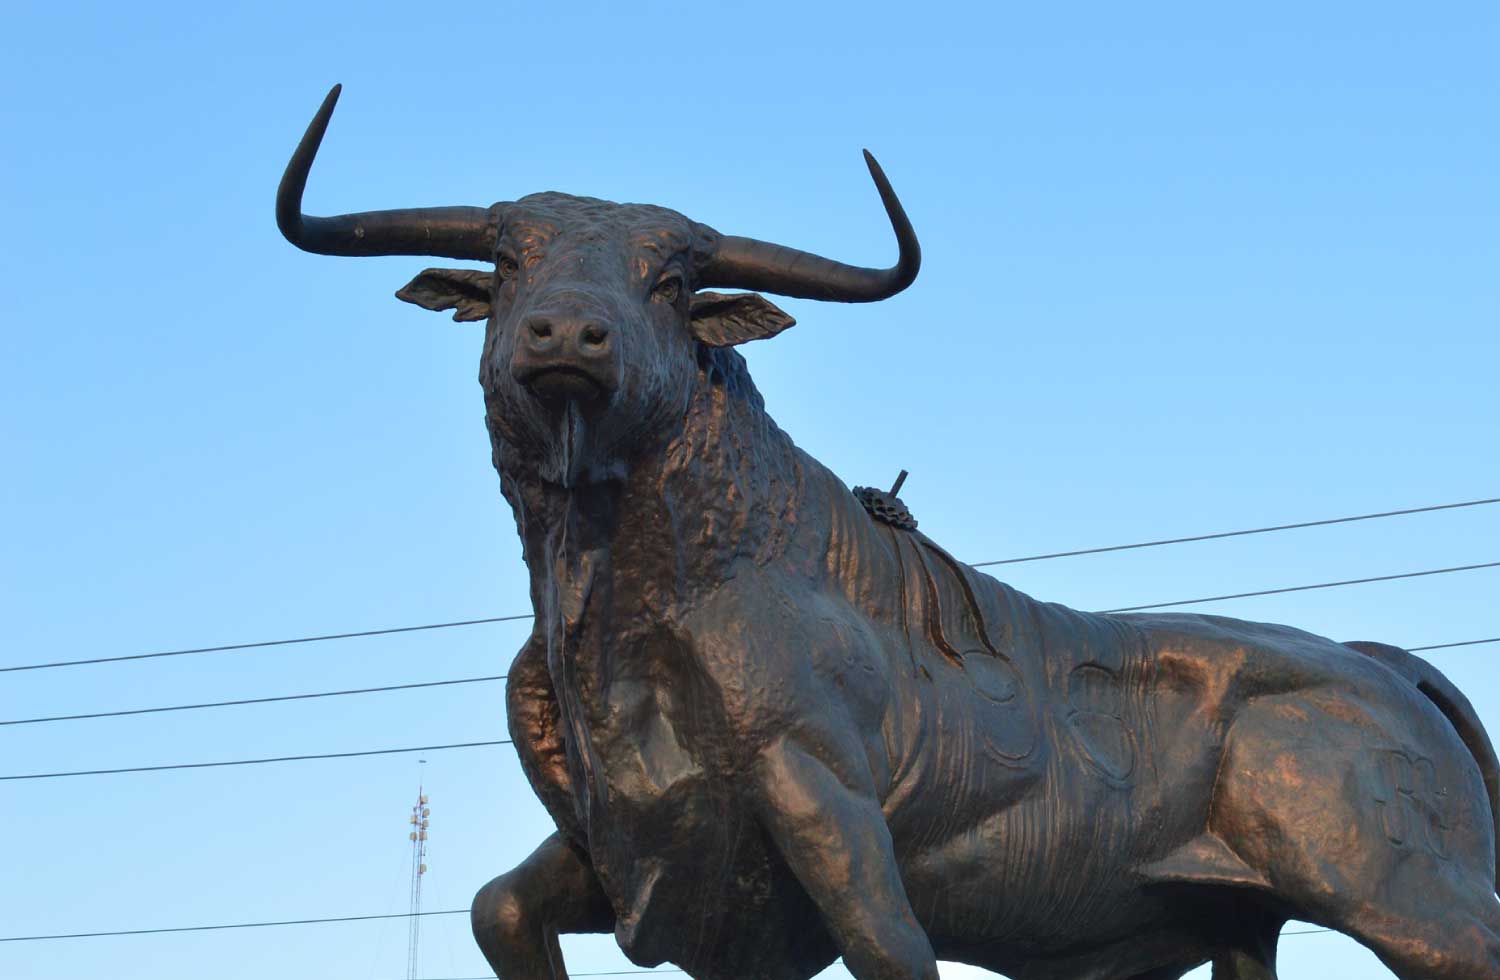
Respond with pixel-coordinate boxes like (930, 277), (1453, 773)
(518, 366), (611, 407)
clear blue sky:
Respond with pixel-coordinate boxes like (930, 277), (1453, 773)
(2, 3), (1496, 979)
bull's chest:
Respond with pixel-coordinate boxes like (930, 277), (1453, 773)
(549, 624), (770, 964)
(557, 667), (707, 817)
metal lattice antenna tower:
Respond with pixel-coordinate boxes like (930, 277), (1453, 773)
(406, 763), (430, 980)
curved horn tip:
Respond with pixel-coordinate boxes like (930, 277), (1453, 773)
(277, 84), (346, 246)
(860, 149), (898, 196)
(860, 149), (919, 286)
(276, 83), (495, 260)
(298, 84), (343, 149)
(314, 83), (343, 129)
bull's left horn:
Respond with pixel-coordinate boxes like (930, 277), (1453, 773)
(277, 84), (497, 260)
(697, 150), (920, 303)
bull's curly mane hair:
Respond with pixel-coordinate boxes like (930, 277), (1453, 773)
(656, 343), (807, 572)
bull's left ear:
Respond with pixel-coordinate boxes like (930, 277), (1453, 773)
(395, 268), (494, 322)
(688, 291), (796, 346)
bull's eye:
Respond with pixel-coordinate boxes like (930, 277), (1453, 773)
(497, 255), (520, 281)
(652, 276), (682, 305)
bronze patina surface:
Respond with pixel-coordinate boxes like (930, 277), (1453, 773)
(279, 87), (1500, 980)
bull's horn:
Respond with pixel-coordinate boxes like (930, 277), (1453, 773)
(277, 85), (497, 260)
(697, 150), (920, 302)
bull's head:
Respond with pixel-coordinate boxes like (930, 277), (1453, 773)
(278, 86), (919, 486)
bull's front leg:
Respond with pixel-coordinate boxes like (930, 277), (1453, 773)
(472, 832), (615, 980)
(754, 737), (939, 980)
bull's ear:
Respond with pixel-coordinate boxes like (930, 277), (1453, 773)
(688, 291), (796, 346)
(395, 268), (494, 322)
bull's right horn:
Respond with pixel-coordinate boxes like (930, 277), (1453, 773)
(697, 150), (921, 303)
(277, 85), (498, 261)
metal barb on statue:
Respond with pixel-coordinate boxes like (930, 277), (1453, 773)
(854, 469), (917, 531)
(278, 86), (1500, 980)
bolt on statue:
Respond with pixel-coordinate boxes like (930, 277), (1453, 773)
(279, 86), (1500, 980)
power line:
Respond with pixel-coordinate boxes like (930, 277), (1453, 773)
(417, 966), (687, 972)
(0, 900), (1336, 946)
(1100, 561), (1500, 613)
(1411, 637), (1500, 652)
(6, 496), (1493, 674)
(0, 740), (509, 782)
(972, 496), (1500, 567)
(0, 675), (505, 727)
(0, 908), (468, 942)
(0, 615), (534, 674)
(7, 636), (1495, 730)
(9, 630), (1498, 775)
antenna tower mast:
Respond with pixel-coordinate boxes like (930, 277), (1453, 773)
(406, 775), (431, 980)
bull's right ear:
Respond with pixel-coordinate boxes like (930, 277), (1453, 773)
(395, 268), (494, 322)
(688, 291), (796, 346)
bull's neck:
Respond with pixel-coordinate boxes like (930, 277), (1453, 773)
(501, 348), (806, 645)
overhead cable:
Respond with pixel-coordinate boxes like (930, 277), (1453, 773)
(0, 901), (1333, 943)
(5, 637), (1496, 729)
(5, 496), (1494, 674)
(0, 740), (509, 782)
(0, 675), (505, 727)
(1100, 561), (1500, 613)
(7, 624), (1494, 780)
(972, 496), (1499, 567)
(1410, 637), (1500, 652)
(0, 908), (467, 942)
(0, 615), (533, 674)
(412, 973), (685, 979)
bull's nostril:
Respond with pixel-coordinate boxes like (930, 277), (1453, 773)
(529, 320), (553, 341)
(581, 324), (608, 349)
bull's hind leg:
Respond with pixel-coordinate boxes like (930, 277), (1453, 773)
(1210, 948), (1274, 980)
(472, 832), (615, 980)
(1315, 892), (1500, 980)
(1212, 694), (1500, 979)
(1206, 902), (1283, 980)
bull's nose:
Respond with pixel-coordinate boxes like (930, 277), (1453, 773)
(512, 312), (618, 405)
(521, 314), (612, 358)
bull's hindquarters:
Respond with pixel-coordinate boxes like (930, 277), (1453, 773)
(1210, 692), (1500, 979)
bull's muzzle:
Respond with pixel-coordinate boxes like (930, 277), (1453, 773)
(511, 310), (619, 407)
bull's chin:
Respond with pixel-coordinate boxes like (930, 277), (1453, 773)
(536, 400), (627, 490)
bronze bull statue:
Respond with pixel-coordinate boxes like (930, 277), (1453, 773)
(278, 86), (1500, 980)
